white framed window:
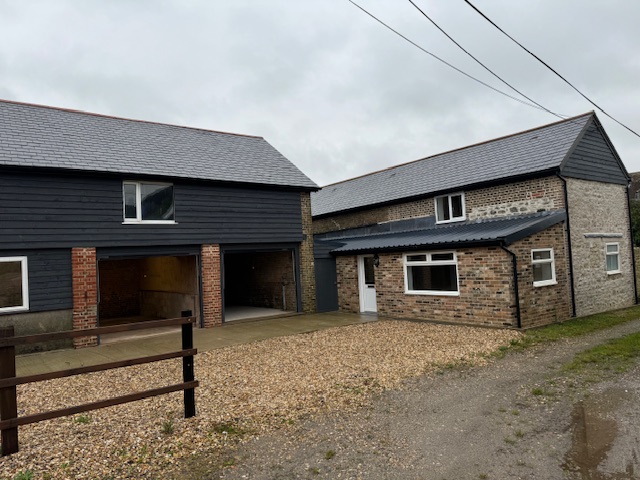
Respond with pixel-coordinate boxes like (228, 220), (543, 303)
(532, 248), (556, 287)
(435, 192), (466, 224)
(0, 256), (29, 313)
(606, 243), (620, 274)
(404, 251), (459, 295)
(123, 181), (175, 223)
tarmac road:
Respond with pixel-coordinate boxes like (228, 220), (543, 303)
(214, 319), (640, 480)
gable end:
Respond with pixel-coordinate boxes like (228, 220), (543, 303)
(560, 117), (629, 185)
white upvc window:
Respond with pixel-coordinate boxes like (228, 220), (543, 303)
(606, 243), (620, 274)
(123, 181), (176, 223)
(404, 251), (459, 296)
(531, 248), (556, 287)
(0, 256), (29, 313)
(435, 192), (466, 224)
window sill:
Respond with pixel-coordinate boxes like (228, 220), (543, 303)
(435, 217), (466, 225)
(405, 290), (460, 296)
(607, 270), (621, 275)
(533, 280), (557, 288)
(0, 306), (29, 314)
(122, 220), (178, 225)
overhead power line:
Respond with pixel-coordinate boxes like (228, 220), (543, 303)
(406, 0), (564, 120)
(346, 0), (556, 114)
(463, 0), (640, 139)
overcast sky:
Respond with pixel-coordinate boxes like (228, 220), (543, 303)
(1, 0), (639, 186)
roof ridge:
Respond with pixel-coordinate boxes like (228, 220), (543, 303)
(320, 112), (594, 188)
(0, 98), (264, 139)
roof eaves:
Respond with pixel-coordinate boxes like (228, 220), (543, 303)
(312, 168), (558, 219)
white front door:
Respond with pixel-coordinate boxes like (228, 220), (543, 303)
(358, 255), (377, 313)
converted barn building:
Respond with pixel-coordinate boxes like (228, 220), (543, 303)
(313, 113), (636, 328)
(0, 100), (317, 348)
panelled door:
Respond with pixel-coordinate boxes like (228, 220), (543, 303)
(358, 255), (377, 313)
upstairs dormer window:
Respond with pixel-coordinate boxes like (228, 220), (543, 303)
(123, 181), (175, 223)
(435, 192), (465, 224)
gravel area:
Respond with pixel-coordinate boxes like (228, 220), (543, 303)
(0, 320), (518, 479)
(216, 319), (640, 480)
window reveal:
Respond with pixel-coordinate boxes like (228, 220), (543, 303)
(0, 256), (29, 313)
(404, 252), (459, 295)
(531, 248), (556, 287)
(123, 181), (175, 223)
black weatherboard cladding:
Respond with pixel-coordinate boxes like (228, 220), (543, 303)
(0, 171), (304, 250)
(1, 249), (72, 312)
(561, 118), (629, 185)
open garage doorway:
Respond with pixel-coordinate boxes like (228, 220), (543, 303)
(98, 255), (200, 331)
(223, 249), (298, 322)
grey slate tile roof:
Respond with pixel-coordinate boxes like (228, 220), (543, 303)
(0, 100), (318, 189)
(319, 211), (566, 253)
(312, 113), (593, 217)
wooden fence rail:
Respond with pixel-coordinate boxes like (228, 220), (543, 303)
(0, 316), (198, 456)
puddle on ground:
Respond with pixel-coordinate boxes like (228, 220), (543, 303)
(563, 388), (635, 479)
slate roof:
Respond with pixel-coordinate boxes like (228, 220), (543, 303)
(0, 100), (318, 190)
(317, 211), (566, 253)
(312, 113), (593, 217)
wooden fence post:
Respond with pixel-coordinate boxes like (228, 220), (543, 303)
(0, 326), (18, 456)
(181, 312), (196, 418)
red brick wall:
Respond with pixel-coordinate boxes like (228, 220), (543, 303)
(336, 256), (359, 313)
(511, 222), (572, 328)
(72, 247), (98, 347)
(334, 224), (572, 328)
(300, 192), (317, 312)
(201, 244), (222, 327)
(337, 248), (516, 327)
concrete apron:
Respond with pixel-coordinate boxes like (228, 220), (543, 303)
(15, 312), (378, 377)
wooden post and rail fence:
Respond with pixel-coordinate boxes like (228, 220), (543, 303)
(0, 315), (198, 456)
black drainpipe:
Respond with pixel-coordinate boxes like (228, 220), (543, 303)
(556, 173), (577, 317)
(500, 244), (521, 329)
(625, 184), (639, 304)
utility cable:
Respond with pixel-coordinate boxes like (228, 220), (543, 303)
(347, 0), (554, 114)
(463, 0), (640, 139)
(407, 0), (565, 120)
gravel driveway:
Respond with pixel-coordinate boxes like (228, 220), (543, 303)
(0, 320), (517, 480)
(214, 319), (640, 480)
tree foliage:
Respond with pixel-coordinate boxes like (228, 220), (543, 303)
(629, 199), (640, 247)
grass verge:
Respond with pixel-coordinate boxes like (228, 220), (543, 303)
(564, 331), (640, 375)
(508, 305), (640, 352)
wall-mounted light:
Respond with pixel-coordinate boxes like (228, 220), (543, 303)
(373, 254), (380, 267)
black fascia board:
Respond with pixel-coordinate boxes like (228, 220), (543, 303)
(313, 168), (559, 219)
(331, 238), (504, 255)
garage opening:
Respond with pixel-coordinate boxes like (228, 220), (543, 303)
(223, 250), (297, 322)
(98, 255), (200, 331)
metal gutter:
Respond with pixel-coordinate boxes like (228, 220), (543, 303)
(500, 245), (522, 329)
(626, 185), (639, 304)
(556, 173), (577, 317)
